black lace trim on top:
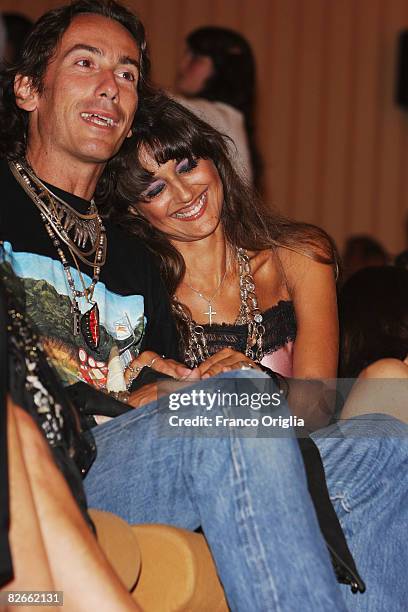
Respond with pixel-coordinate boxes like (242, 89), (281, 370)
(202, 299), (297, 356)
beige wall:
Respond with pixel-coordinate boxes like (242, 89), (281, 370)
(2, 0), (408, 254)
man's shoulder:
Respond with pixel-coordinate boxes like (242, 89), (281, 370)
(104, 219), (152, 259)
(1, 157), (19, 194)
(0, 157), (41, 243)
(102, 219), (161, 291)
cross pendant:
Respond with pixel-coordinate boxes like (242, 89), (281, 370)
(204, 303), (216, 325)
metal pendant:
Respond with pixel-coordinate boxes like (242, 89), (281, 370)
(80, 302), (100, 351)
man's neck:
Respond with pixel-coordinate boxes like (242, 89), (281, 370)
(26, 148), (105, 201)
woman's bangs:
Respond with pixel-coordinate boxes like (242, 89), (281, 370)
(139, 124), (219, 167)
(150, 139), (194, 166)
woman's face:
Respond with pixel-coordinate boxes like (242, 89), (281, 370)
(134, 149), (224, 244)
(175, 49), (214, 96)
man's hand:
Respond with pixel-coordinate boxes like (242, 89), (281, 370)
(127, 382), (158, 408)
(126, 361), (201, 409)
(197, 348), (260, 379)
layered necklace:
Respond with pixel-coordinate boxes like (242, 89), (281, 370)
(10, 159), (107, 351)
(174, 247), (265, 368)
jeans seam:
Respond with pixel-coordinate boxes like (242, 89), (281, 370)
(231, 435), (281, 611)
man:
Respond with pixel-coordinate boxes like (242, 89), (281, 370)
(0, 2), (376, 610)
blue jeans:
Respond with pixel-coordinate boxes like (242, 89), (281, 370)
(84, 371), (347, 611)
(313, 414), (408, 612)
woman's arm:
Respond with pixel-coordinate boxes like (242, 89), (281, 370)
(278, 248), (339, 429)
(279, 247), (339, 379)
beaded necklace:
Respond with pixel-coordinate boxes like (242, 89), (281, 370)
(10, 159), (106, 351)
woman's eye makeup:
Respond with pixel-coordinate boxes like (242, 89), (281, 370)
(143, 180), (166, 200)
(141, 158), (199, 201)
(176, 157), (198, 173)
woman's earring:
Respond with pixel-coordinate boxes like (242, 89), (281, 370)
(129, 207), (142, 219)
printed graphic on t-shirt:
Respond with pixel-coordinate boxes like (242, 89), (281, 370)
(3, 242), (145, 390)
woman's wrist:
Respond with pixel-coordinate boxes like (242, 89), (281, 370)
(126, 354), (166, 389)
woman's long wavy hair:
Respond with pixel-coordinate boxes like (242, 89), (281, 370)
(0, 0), (154, 172)
(100, 94), (339, 304)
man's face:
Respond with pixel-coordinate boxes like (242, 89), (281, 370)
(20, 14), (140, 166)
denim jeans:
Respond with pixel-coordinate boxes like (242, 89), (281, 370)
(313, 414), (408, 612)
(84, 371), (348, 611)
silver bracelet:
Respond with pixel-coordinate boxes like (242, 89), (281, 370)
(147, 355), (165, 368)
(127, 355), (166, 389)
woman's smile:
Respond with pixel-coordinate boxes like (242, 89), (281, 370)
(172, 189), (208, 220)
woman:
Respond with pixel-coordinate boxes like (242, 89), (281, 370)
(173, 26), (261, 186)
(101, 97), (408, 610)
(309, 265), (408, 611)
(102, 96), (339, 421)
(338, 265), (408, 422)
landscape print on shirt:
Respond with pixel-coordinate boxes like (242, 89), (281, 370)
(3, 242), (145, 390)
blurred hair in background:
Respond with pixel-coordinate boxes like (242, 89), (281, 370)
(342, 234), (388, 282)
(1, 13), (33, 63)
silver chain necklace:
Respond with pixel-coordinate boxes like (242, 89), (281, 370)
(183, 267), (228, 325)
(10, 159), (106, 267)
(10, 159), (106, 351)
(174, 247), (266, 367)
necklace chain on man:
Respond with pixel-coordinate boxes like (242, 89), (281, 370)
(9, 158), (106, 351)
(10, 159), (106, 267)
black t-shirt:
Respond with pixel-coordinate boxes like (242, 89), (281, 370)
(0, 159), (179, 398)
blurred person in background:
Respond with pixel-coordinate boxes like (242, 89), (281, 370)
(342, 234), (388, 282)
(1, 13), (33, 63)
(339, 266), (408, 383)
(394, 249), (408, 269)
(173, 26), (262, 188)
(0, 16), (6, 61)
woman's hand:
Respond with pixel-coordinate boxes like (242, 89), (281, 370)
(197, 348), (260, 379)
(125, 350), (193, 386)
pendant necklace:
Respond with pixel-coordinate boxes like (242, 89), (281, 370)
(10, 159), (106, 351)
(173, 247), (265, 367)
(183, 266), (228, 325)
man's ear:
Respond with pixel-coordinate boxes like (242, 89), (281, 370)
(14, 75), (38, 111)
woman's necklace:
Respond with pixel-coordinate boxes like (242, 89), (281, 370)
(174, 247), (265, 367)
(183, 267), (228, 325)
(10, 159), (106, 351)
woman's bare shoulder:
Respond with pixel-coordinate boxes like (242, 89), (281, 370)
(275, 245), (335, 292)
